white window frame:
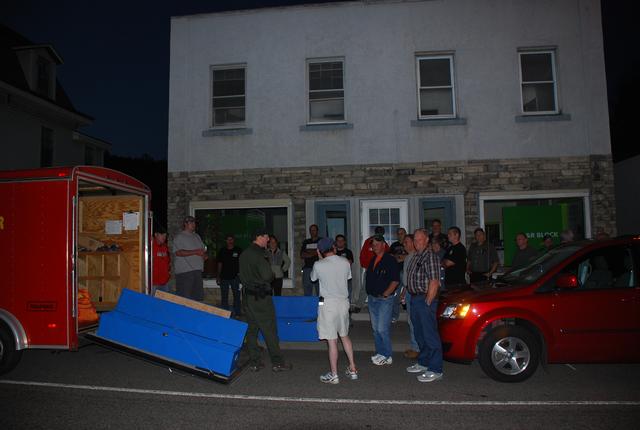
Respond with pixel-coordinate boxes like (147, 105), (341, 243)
(478, 190), (591, 239)
(518, 50), (559, 115)
(306, 57), (346, 125)
(360, 199), (409, 246)
(416, 54), (456, 119)
(190, 199), (295, 289)
(210, 64), (247, 129)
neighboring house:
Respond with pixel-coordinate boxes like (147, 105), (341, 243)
(0, 25), (110, 169)
(168, 0), (614, 291)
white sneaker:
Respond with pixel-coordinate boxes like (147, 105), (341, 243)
(320, 372), (339, 384)
(370, 354), (384, 363)
(417, 371), (443, 383)
(344, 367), (358, 380)
(406, 363), (428, 373)
(373, 356), (393, 366)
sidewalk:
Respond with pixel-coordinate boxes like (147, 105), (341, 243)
(278, 307), (413, 353)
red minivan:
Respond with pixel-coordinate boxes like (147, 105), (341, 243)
(438, 237), (640, 382)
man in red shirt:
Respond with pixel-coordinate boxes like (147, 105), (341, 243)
(152, 228), (171, 296)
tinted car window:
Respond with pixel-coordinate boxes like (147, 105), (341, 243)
(562, 245), (635, 290)
(499, 245), (582, 286)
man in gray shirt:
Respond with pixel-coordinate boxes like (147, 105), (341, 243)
(510, 232), (538, 271)
(172, 216), (207, 301)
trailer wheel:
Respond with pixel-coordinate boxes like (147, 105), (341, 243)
(0, 323), (23, 375)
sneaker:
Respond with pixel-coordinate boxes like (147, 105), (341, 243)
(417, 371), (443, 383)
(272, 363), (293, 372)
(370, 353), (384, 363)
(406, 363), (428, 373)
(248, 362), (264, 372)
(320, 372), (339, 384)
(344, 367), (358, 380)
(373, 356), (393, 366)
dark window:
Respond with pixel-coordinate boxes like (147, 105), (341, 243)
(563, 246), (635, 290)
(36, 56), (52, 98)
(40, 127), (54, 167)
(417, 56), (455, 118)
(520, 51), (557, 113)
(308, 60), (345, 122)
(211, 67), (246, 127)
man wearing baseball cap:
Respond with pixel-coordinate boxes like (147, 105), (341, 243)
(311, 237), (358, 384)
(239, 227), (292, 372)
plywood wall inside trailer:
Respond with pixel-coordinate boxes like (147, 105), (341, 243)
(78, 195), (145, 299)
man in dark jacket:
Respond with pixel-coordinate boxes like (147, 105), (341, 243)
(239, 228), (292, 372)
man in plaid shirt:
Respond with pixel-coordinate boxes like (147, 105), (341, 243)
(404, 228), (444, 383)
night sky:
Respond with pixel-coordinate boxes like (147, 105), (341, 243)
(2, 1), (635, 161)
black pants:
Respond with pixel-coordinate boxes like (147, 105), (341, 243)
(271, 277), (283, 296)
(470, 272), (489, 283)
(175, 270), (204, 301)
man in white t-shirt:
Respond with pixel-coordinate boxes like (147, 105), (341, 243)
(311, 237), (358, 384)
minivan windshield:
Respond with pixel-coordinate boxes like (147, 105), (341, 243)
(498, 244), (583, 285)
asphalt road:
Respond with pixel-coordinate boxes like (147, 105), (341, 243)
(1, 339), (640, 430)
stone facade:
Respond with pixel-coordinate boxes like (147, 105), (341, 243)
(169, 154), (616, 293)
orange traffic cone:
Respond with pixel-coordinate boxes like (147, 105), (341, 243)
(78, 288), (99, 326)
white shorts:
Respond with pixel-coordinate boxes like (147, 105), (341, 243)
(317, 297), (350, 340)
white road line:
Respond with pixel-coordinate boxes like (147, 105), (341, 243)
(1, 380), (639, 407)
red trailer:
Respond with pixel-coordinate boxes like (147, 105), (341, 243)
(0, 166), (151, 374)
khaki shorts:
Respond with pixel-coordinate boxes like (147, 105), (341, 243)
(317, 297), (350, 340)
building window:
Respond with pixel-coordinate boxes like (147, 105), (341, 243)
(192, 201), (293, 287)
(40, 127), (53, 167)
(36, 56), (52, 98)
(519, 50), (558, 114)
(308, 59), (345, 123)
(211, 66), (246, 127)
(416, 55), (456, 119)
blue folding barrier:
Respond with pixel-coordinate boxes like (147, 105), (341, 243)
(268, 296), (319, 342)
(96, 289), (248, 377)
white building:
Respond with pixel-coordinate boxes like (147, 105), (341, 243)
(0, 25), (110, 170)
(168, 0), (614, 292)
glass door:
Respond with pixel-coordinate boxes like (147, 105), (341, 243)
(360, 199), (409, 245)
(315, 201), (350, 241)
(421, 198), (455, 231)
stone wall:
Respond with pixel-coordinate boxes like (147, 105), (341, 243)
(168, 154), (616, 293)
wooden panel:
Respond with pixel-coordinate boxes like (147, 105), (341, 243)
(155, 290), (231, 319)
(78, 195), (144, 304)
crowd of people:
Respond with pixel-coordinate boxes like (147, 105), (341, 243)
(151, 215), (596, 383)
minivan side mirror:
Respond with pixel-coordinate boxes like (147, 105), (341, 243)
(556, 273), (579, 289)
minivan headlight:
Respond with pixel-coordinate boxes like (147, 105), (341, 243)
(441, 303), (471, 319)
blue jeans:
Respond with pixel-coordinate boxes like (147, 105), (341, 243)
(405, 293), (419, 351)
(368, 294), (394, 358)
(302, 267), (318, 296)
(220, 277), (241, 316)
(409, 295), (443, 373)
(392, 287), (402, 321)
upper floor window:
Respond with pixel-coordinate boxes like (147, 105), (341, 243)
(211, 65), (246, 128)
(308, 59), (345, 123)
(36, 56), (53, 98)
(416, 55), (456, 119)
(40, 127), (53, 167)
(519, 50), (558, 114)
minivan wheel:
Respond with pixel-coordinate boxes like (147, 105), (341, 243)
(478, 325), (539, 383)
(0, 323), (23, 375)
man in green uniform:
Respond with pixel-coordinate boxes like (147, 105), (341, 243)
(239, 228), (292, 372)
